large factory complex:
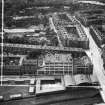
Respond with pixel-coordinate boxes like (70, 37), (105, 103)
(0, 0), (105, 105)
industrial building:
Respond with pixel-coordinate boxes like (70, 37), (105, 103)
(0, 52), (93, 76)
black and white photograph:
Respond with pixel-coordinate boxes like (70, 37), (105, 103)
(0, 0), (105, 105)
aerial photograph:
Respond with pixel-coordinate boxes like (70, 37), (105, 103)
(0, 0), (105, 105)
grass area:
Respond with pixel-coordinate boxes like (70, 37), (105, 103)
(0, 86), (29, 98)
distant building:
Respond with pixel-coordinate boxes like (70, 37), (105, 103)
(90, 24), (105, 47)
(75, 9), (105, 27)
(52, 13), (89, 49)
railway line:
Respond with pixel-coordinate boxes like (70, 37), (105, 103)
(0, 88), (102, 105)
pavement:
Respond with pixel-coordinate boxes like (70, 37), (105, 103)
(78, 19), (105, 102)
(72, 15), (105, 102)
